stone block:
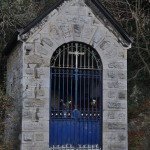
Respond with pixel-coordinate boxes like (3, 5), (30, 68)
(103, 132), (127, 143)
(21, 143), (49, 150)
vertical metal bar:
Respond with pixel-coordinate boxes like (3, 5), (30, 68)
(84, 45), (86, 68)
(59, 48), (61, 67)
(100, 69), (103, 148)
(80, 44), (82, 68)
(80, 72), (82, 112)
(71, 43), (74, 68)
(92, 51), (94, 69)
(67, 44), (69, 68)
(95, 71), (98, 145)
(49, 68), (52, 146)
(91, 70), (94, 145)
(54, 69), (56, 112)
(63, 46), (65, 68)
(67, 69), (68, 111)
(83, 70), (86, 146)
(88, 48), (90, 69)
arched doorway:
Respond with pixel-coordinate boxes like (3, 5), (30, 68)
(49, 42), (102, 149)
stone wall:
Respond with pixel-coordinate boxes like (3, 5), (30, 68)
(5, 42), (23, 149)
(19, 0), (129, 149)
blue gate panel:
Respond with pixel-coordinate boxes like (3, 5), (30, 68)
(50, 119), (100, 146)
(50, 42), (102, 149)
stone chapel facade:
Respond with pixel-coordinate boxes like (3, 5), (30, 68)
(3, 0), (132, 150)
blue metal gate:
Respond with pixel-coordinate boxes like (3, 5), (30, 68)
(50, 42), (102, 149)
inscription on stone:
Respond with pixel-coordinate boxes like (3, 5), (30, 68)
(23, 133), (33, 141)
(41, 38), (53, 48)
(23, 110), (32, 120)
(35, 133), (44, 141)
(108, 143), (126, 150)
(108, 62), (124, 69)
(107, 112), (126, 121)
(60, 24), (71, 38)
(23, 99), (45, 107)
(108, 91), (117, 98)
(107, 71), (117, 79)
(107, 101), (126, 110)
(25, 55), (43, 65)
(108, 123), (126, 130)
(23, 122), (44, 130)
(100, 40), (111, 50)
(108, 81), (125, 89)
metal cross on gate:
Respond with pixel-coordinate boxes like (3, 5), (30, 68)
(68, 43), (85, 68)
(68, 43), (85, 110)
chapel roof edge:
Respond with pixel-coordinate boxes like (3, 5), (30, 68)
(3, 0), (133, 56)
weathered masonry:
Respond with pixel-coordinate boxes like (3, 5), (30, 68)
(3, 0), (132, 150)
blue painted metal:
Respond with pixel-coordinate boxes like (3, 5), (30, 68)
(50, 42), (102, 149)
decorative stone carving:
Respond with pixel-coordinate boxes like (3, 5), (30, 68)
(49, 25), (62, 41)
(108, 112), (115, 119)
(60, 24), (72, 38)
(118, 71), (126, 79)
(118, 91), (126, 100)
(25, 43), (33, 55)
(92, 28), (105, 47)
(118, 51), (125, 59)
(73, 24), (83, 37)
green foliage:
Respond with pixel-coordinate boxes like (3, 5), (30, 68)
(0, 89), (13, 145)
